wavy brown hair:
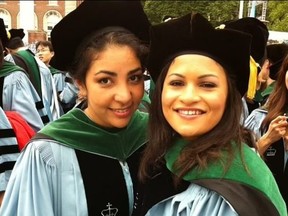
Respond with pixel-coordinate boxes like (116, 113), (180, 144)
(261, 55), (288, 132)
(139, 60), (254, 183)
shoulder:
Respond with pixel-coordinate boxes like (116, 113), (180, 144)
(248, 107), (268, 117)
(244, 108), (267, 129)
(147, 183), (237, 216)
(4, 70), (28, 78)
(26, 138), (76, 168)
(3, 71), (30, 84)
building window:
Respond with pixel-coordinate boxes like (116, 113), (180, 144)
(44, 10), (62, 40)
(0, 9), (10, 28)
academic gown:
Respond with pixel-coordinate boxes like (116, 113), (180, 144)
(245, 108), (288, 207)
(5, 51), (62, 121)
(0, 108), (148, 216)
(140, 139), (287, 216)
(0, 61), (48, 131)
(0, 107), (20, 192)
(49, 66), (78, 113)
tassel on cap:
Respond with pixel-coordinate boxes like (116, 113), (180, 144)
(6, 30), (10, 39)
(247, 56), (258, 100)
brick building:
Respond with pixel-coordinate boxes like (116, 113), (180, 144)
(0, 0), (83, 44)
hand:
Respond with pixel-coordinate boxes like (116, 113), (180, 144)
(265, 115), (288, 144)
(282, 119), (288, 151)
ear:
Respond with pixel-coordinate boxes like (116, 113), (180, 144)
(75, 79), (87, 99)
(50, 51), (55, 58)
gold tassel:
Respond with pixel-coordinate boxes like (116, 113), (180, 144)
(247, 56), (258, 100)
(6, 30), (10, 39)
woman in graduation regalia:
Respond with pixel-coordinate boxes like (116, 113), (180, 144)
(245, 54), (288, 207)
(0, 1), (151, 216)
(138, 12), (287, 216)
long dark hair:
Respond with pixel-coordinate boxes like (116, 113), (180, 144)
(261, 55), (288, 132)
(139, 59), (253, 183)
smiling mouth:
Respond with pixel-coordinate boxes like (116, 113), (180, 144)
(177, 110), (204, 115)
(113, 108), (130, 113)
(111, 107), (132, 118)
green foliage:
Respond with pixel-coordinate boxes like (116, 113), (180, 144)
(143, 1), (194, 24)
(143, 1), (240, 26)
(206, 1), (240, 26)
(143, 1), (288, 32)
(267, 1), (288, 31)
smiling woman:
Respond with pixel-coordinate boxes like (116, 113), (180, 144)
(138, 12), (287, 216)
(161, 55), (228, 140)
(0, 1), (151, 216)
(76, 42), (145, 128)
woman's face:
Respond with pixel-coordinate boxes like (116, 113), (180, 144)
(161, 54), (228, 140)
(78, 44), (144, 128)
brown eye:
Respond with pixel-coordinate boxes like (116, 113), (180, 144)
(169, 80), (183, 86)
(98, 78), (111, 85)
(200, 82), (217, 88)
(129, 74), (143, 83)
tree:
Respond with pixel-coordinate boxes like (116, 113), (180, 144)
(143, 1), (288, 32)
(267, 1), (288, 31)
(206, 1), (240, 26)
(143, 1), (240, 26)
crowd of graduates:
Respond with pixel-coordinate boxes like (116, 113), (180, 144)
(0, 1), (288, 215)
(0, 17), (78, 206)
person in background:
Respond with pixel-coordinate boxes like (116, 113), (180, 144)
(223, 17), (269, 118)
(0, 1), (150, 215)
(3, 28), (62, 121)
(245, 54), (288, 207)
(0, 106), (35, 206)
(0, 26), (35, 206)
(0, 18), (48, 131)
(36, 40), (78, 113)
(255, 43), (288, 106)
(5, 35), (25, 55)
(0, 106), (20, 206)
(138, 12), (286, 216)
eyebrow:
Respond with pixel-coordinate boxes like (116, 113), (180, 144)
(95, 67), (143, 76)
(167, 73), (219, 79)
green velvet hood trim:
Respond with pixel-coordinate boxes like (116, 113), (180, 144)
(261, 82), (275, 98)
(165, 138), (287, 216)
(49, 66), (62, 75)
(0, 60), (26, 78)
(254, 82), (275, 103)
(16, 50), (41, 97)
(40, 108), (148, 160)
